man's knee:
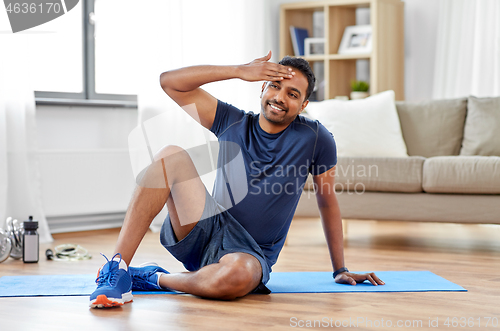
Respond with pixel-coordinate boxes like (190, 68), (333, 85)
(137, 145), (192, 188)
(153, 145), (187, 162)
(212, 254), (262, 299)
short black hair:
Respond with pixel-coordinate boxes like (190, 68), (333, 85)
(278, 56), (316, 101)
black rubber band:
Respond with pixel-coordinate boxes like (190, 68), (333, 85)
(333, 267), (349, 278)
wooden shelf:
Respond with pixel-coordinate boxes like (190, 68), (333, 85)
(300, 54), (371, 61)
(328, 53), (371, 60)
(299, 55), (327, 62)
(280, 0), (405, 101)
(281, 0), (370, 10)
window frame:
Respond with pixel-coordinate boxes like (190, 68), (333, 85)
(35, 0), (137, 108)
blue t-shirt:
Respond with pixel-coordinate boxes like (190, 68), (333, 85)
(210, 100), (337, 268)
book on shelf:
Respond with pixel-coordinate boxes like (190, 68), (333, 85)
(289, 26), (309, 56)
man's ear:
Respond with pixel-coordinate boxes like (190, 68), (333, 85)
(299, 100), (309, 113)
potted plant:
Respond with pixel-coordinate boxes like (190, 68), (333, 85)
(350, 80), (370, 100)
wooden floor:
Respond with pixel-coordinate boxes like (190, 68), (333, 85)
(1, 218), (499, 331)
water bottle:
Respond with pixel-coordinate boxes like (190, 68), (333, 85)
(23, 216), (39, 263)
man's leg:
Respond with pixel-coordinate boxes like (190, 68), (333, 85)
(113, 145), (206, 265)
(90, 145), (207, 308)
(112, 145), (262, 300)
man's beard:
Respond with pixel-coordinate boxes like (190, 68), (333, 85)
(262, 100), (288, 124)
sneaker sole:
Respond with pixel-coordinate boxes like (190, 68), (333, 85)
(89, 291), (133, 308)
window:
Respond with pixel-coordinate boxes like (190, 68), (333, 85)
(33, 0), (137, 106)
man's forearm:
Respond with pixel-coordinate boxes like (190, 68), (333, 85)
(314, 168), (346, 272)
(320, 205), (346, 272)
(160, 65), (241, 92)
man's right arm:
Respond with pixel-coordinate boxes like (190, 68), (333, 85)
(159, 51), (294, 130)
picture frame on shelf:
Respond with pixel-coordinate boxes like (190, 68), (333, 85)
(338, 25), (372, 55)
(304, 38), (325, 56)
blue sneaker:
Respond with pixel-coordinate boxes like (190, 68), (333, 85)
(89, 253), (133, 308)
(128, 262), (170, 291)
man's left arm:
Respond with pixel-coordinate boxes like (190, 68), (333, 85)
(313, 166), (385, 286)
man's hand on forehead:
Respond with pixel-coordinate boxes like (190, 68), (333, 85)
(238, 51), (295, 82)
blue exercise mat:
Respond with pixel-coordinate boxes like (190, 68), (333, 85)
(267, 271), (466, 293)
(0, 271), (466, 297)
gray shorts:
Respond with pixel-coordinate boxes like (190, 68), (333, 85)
(159, 189), (271, 293)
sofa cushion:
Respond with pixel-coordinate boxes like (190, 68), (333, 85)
(306, 90), (408, 158)
(460, 96), (500, 156)
(395, 98), (467, 157)
(422, 156), (500, 194)
(304, 156), (425, 193)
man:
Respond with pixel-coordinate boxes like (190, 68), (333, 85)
(89, 51), (384, 308)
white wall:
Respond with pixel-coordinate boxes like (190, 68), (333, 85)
(268, 0), (440, 101)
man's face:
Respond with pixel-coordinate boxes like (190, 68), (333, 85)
(260, 67), (309, 128)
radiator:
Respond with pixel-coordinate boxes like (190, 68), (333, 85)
(38, 149), (136, 233)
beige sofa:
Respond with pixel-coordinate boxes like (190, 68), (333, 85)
(296, 96), (500, 224)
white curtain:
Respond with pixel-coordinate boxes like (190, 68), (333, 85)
(433, 0), (500, 99)
(126, 0), (269, 231)
(0, 35), (52, 243)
